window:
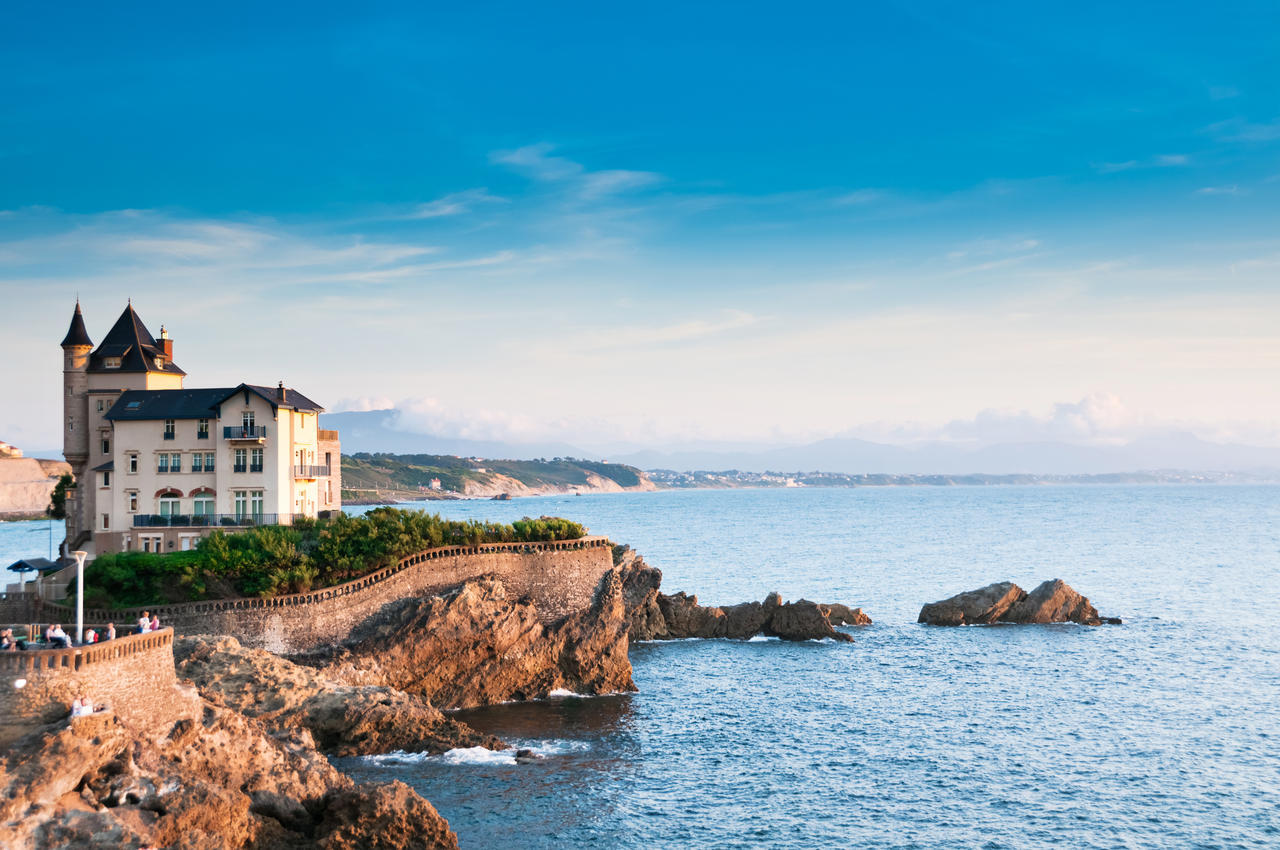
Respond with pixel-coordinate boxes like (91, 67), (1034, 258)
(155, 356), (166, 368)
(102, 471), (110, 487)
(104, 357), (121, 369)
(68, 417), (74, 432)
(193, 495), (214, 517)
(192, 453), (203, 473)
(158, 496), (179, 517)
(164, 419), (176, 440)
(242, 411), (255, 430)
(325, 452), (332, 468)
(157, 454), (169, 473)
(234, 449), (247, 473)
(128, 453), (138, 474)
(326, 481), (332, 505)
(250, 448), (263, 472)
(204, 452), (215, 471)
(234, 490), (247, 519)
(170, 452), (181, 473)
(197, 419), (209, 439)
(251, 491), (263, 519)
(97, 399), (105, 413)
(101, 513), (110, 530)
(128, 492), (138, 512)
(101, 437), (110, 455)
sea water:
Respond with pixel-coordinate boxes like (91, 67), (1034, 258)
(338, 486), (1280, 848)
(6, 486), (1278, 846)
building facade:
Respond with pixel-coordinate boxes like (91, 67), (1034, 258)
(61, 302), (341, 559)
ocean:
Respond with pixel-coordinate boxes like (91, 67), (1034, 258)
(6, 485), (1279, 847)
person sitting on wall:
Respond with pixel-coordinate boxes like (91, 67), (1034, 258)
(70, 696), (94, 718)
(138, 612), (151, 634)
(85, 628), (98, 644)
(105, 622), (116, 641)
(150, 614), (160, 632)
(0, 629), (14, 650)
(48, 624), (70, 649)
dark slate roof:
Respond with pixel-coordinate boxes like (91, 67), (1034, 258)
(60, 302), (94, 348)
(8, 558), (60, 574)
(92, 460), (115, 472)
(87, 304), (186, 376)
(105, 384), (324, 421)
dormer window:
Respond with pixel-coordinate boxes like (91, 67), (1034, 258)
(104, 356), (121, 369)
(155, 356), (166, 368)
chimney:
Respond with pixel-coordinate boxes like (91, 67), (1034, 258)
(278, 381), (287, 402)
(159, 325), (173, 358)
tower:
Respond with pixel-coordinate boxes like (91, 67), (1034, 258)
(60, 301), (94, 549)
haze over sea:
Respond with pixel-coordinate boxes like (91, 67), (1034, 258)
(338, 485), (1280, 848)
(5, 485), (1277, 847)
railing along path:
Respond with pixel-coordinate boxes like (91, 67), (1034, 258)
(0, 628), (174, 674)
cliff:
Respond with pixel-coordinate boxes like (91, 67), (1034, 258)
(306, 569), (635, 708)
(0, 456), (69, 519)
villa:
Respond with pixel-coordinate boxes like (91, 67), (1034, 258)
(60, 301), (341, 559)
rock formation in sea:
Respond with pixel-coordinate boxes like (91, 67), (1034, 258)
(304, 569), (636, 709)
(0, 704), (459, 849)
(617, 548), (869, 642)
(917, 579), (1121, 626)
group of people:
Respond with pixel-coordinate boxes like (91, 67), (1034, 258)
(137, 611), (161, 633)
(0, 612), (161, 654)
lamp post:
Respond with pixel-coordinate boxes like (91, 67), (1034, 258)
(72, 550), (87, 645)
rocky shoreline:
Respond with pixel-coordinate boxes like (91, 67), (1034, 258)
(2, 543), (1124, 849)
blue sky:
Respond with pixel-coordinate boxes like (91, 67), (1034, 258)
(2, 1), (1279, 451)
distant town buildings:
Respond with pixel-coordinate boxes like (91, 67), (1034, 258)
(60, 301), (341, 559)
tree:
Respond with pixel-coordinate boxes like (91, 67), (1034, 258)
(47, 473), (72, 520)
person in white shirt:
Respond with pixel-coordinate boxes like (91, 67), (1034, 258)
(138, 611), (152, 634)
(48, 624), (70, 648)
(70, 696), (94, 717)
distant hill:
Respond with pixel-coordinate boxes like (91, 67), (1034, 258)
(341, 453), (655, 502)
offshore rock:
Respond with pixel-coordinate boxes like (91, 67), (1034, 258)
(0, 703), (458, 850)
(819, 602), (873, 626)
(618, 548), (669, 641)
(647, 589), (854, 642)
(175, 636), (502, 756)
(918, 579), (1119, 626)
(310, 570), (635, 709)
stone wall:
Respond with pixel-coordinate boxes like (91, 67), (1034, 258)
(0, 628), (181, 744)
(40, 537), (615, 655)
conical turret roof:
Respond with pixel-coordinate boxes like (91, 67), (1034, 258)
(60, 301), (93, 348)
(87, 303), (185, 375)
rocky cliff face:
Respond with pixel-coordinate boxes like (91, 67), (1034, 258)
(918, 579), (1120, 626)
(0, 704), (458, 850)
(617, 549), (869, 642)
(174, 636), (503, 757)
(306, 569), (635, 708)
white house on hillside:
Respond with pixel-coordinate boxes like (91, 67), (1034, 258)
(60, 301), (341, 559)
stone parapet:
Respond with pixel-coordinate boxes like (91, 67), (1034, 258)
(40, 537), (615, 654)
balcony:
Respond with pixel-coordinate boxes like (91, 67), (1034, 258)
(133, 513), (284, 528)
(223, 426), (267, 440)
(293, 465), (331, 478)
(232, 463), (264, 473)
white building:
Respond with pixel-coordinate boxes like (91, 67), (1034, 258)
(60, 301), (341, 558)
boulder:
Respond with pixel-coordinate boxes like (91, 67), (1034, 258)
(1003, 579), (1111, 625)
(819, 603), (873, 626)
(919, 579), (1120, 626)
(917, 581), (1026, 625)
(766, 599), (854, 642)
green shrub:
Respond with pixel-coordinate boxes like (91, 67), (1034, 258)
(82, 508), (586, 607)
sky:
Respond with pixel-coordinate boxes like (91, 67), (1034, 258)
(2, 1), (1279, 453)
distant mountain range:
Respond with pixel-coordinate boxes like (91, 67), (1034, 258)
(322, 410), (1280, 476)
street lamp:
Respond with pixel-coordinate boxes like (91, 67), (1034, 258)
(72, 550), (87, 645)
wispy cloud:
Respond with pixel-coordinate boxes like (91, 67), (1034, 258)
(1093, 154), (1189, 174)
(1205, 116), (1280, 143)
(407, 188), (504, 219)
(1195, 185), (1244, 196)
(492, 143), (663, 199)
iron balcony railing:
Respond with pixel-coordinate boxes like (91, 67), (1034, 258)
(293, 465), (331, 478)
(223, 426), (267, 439)
(231, 464), (265, 473)
(132, 513), (284, 528)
